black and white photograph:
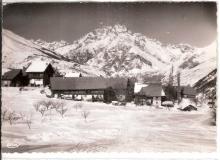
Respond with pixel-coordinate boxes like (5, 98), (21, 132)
(1, 1), (217, 153)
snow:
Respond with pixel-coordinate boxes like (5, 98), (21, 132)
(178, 98), (196, 109)
(1, 87), (216, 152)
(134, 83), (148, 93)
(65, 72), (81, 77)
(26, 61), (49, 72)
(55, 43), (77, 55)
(180, 58), (216, 86)
(161, 89), (165, 96)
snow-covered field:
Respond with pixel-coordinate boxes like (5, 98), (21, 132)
(1, 87), (216, 152)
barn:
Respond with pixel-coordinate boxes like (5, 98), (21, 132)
(1, 69), (28, 87)
(50, 77), (133, 103)
(134, 83), (165, 106)
(26, 61), (55, 87)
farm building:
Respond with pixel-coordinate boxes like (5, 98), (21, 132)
(25, 61), (55, 87)
(134, 83), (166, 105)
(50, 77), (133, 103)
(1, 69), (28, 87)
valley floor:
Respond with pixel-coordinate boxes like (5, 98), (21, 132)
(1, 87), (216, 152)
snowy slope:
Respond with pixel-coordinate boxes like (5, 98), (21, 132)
(194, 69), (216, 98)
(2, 29), (64, 69)
(176, 42), (217, 86)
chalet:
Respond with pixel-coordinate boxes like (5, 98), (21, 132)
(1, 69), (28, 87)
(50, 77), (133, 103)
(134, 83), (165, 105)
(26, 61), (55, 87)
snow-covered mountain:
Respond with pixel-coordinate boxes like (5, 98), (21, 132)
(2, 24), (217, 89)
(55, 25), (172, 76)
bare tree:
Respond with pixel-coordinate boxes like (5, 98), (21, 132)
(8, 111), (20, 125)
(2, 108), (8, 121)
(56, 102), (68, 118)
(74, 103), (83, 111)
(81, 110), (90, 122)
(44, 100), (54, 110)
(24, 112), (33, 129)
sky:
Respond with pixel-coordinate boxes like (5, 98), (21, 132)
(3, 2), (217, 47)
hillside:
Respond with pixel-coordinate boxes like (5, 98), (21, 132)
(2, 29), (64, 69)
(2, 29), (106, 76)
(194, 69), (217, 98)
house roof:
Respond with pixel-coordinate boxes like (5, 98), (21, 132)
(134, 83), (148, 93)
(26, 61), (49, 73)
(2, 69), (22, 80)
(138, 83), (165, 97)
(65, 72), (82, 77)
(50, 77), (128, 91)
(182, 86), (197, 96)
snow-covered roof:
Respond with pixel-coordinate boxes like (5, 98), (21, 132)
(26, 61), (49, 73)
(134, 83), (148, 93)
(65, 72), (82, 77)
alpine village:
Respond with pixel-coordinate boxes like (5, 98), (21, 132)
(2, 60), (208, 110)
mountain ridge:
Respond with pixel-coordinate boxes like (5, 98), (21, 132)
(2, 24), (217, 88)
